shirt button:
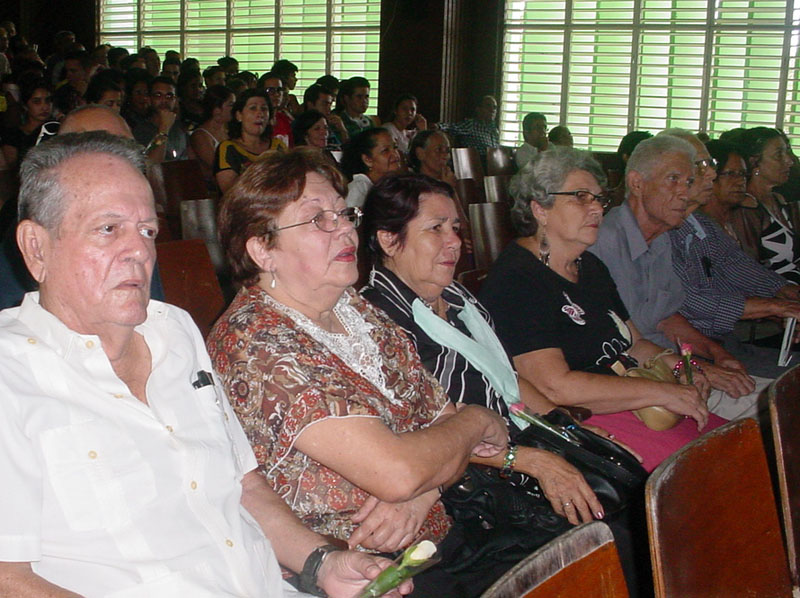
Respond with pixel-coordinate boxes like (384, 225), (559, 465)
(85, 340), (95, 349)
(27, 337), (36, 344)
(113, 393), (124, 399)
(88, 450), (98, 459)
(166, 425), (174, 433)
(190, 481), (198, 490)
(225, 539), (234, 547)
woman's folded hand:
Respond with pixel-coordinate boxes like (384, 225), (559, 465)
(349, 489), (441, 553)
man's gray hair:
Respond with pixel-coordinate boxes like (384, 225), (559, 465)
(18, 131), (145, 231)
(625, 134), (696, 183)
(657, 127), (697, 142)
(509, 147), (606, 237)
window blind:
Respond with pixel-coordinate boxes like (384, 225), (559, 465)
(501, 0), (800, 151)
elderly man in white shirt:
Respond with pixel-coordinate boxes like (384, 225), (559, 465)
(0, 131), (411, 598)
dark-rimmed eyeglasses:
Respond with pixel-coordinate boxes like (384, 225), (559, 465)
(264, 86), (284, 94)
(695, 157), (718, 174)
(717, 169), (748, 179)
(548, 190), (610, 209)
(273, 206), (362, 233)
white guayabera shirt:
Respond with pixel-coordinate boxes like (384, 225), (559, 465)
(0, 293), (305, 597)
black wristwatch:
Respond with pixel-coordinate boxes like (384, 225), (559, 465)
(298, 544), (344, 597)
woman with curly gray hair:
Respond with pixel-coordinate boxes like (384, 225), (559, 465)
(480, 147), (725, 472)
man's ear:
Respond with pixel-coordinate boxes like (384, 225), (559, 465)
(627, 170), (643, 196)
(16, 219), (51, 283)
(245, 235), (275, 273)
(376, 230), (399, 257)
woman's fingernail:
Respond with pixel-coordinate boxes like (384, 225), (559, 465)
(596, 511), (604, 519)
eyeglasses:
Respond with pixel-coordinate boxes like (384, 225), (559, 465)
(695, 157), (718, 174)
(264, 86), (284, 94)
(151, 92), (175, 100)
(718, 169), (748, 179)
(273, 206), (362, 233)
(548, 190), (610, 209)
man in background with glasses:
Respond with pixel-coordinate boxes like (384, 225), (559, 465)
(132, 76), (188, 163)
(662, 129), (800, 380)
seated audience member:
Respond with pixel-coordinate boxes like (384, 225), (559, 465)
(180, 56), (200, 75)
(259, 72), (293, 147)
(132, 75), (188, 163)
(336, 76), (379, 137)
(107, 46), (129, 71)
(160, 56), (181, 82)
(341, 127), (401, 208)
(316, 74), (339, 97)
(177, 69), (204, 128)
(120, 53), (146, 73)
(43, 30), (75, 85)
(548, 125), (573, 148)
(271, 59), (301, 116)
(214, 89), (285, 195)
(0, 131), (410, 598)
(90, 43), (111, 69)
(408, 130), (456, 187)
(121, 68), (152, 130)
(0, 28), (10, 77)
(702, 139), (759, 238)
(1, 77), (54, 172)
(479, 147), (725, 472)
(515, 112), (548, 169)
(304, 83), (348, 149)
(138, 46), (160, 77)
(587, 133), (792, 383)
(439, 95), (500, 160)
(207, 149), (514, 597)
(218, 55), (239, 77)
(203, 65), (226, 89)
(226, 77), (247, 97)
(190, 84), (234, 193)
(383, 93), (427, 156)
(291, 109), (332, 155)
(0, 104), (167, 313)
(238, 70), (258, 90)
(730, 127), (800, 284)
(53, 50), (91, 116)
(85, 71), (124, 113)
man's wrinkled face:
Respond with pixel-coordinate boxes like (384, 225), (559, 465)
(34, 153), (157, 334)
(637, 151), (694, 232)
(686, 137), (717, 213)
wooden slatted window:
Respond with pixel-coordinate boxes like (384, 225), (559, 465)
(502, 0), (800, 151)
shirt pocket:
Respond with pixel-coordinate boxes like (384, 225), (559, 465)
(39, 420), (158, 532)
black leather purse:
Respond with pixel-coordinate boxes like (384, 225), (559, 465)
(515, 409), (647, 515)
(440, 409), (647, 573)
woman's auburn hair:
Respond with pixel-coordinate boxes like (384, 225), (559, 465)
(218, 147), (348, 285)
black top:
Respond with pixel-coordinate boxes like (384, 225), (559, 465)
(362, 265), (513, 423)
(479, 241), (634, 375)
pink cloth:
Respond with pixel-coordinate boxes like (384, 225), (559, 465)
(585, 410), (728, 473)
